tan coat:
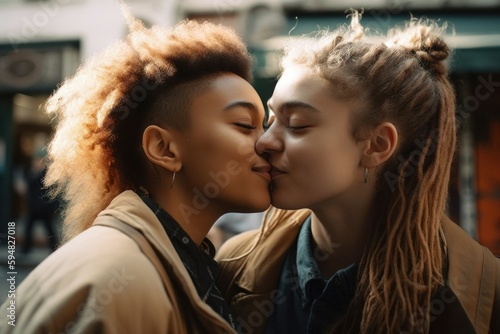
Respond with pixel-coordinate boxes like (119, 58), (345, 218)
(216, 209), (500, 334)
(0, 190), (236, 334)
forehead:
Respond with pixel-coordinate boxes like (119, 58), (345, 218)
(210, 73), (256, 95)
(269, 66), (361, 130)
(189, 73), (265, 116)
(270, 66), (329, 107)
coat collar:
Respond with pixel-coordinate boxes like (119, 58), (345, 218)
(96, 190), (182, 268)
(227, 210), (496, 332)
(96, 190), (236, 333)
(235, 208), (311, 293)
(441, 217), (498, 333)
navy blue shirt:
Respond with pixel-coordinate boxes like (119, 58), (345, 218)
(140, 194), (237, 331)
(264, 217), (358, 334)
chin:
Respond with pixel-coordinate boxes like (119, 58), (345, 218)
(228, 194), (270, 213)
(245, 197), (271, 212)
(270, 194), (303, 210)
(253, 197), (271, 212)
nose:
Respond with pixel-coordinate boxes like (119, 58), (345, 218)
(256, 123), (282, 156)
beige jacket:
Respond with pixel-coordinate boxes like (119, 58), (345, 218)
(216, 209), (500, 334)
(0, 190), (236, 334)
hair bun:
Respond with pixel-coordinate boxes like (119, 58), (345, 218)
(387, 23), (450, 76)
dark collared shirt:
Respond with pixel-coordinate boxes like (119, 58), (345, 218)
(264, 216), (358, 334)
(141, 195), (237, 331)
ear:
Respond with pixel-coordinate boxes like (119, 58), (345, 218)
(142, 125), (182, 172)
(363, 122), (398, 167)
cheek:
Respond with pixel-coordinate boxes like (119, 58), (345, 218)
(236, 138), (256, 160)
(313, 142), (361, 188)
(288, 135), (358, 183)
(191, 127), (229, 155)
(286, 136), (327, 168)
(192, 131), (255, 176)
(183, 133), (233, 176)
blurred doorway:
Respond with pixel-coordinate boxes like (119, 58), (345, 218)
(0, 41), (79, 247)
(475, 113), (500, 256)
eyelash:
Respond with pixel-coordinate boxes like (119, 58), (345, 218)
(234, 123), (256, 130)
(286, 125), (308, 133)
(264, 116), (308, 133)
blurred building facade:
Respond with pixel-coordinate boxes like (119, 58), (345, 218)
(0, 0), (499, 255)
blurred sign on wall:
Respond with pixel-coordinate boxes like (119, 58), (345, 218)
(0, 41), (79, 93)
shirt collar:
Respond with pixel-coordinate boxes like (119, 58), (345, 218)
(140, 194), (216, 258)
(139, 194), (220, 299)
(295, 216), (358, 304)
(139, 194), (236, 330)
(296, 216), (325, 300)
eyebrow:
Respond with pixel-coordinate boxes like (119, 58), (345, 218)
(267, 100), (320, 113)
(223, 101), (258, 113)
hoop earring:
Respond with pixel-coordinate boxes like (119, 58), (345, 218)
(170, 169), (176, 189)
(364, 164), (368, 184)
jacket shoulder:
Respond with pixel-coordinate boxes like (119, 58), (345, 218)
(215, 229), (260, 294)
(215, 209), (310, 305)
(0, 226), (175, 333)
(216, 229), (260, 262)
(442, 217), (500, 333)
(215, 208), (311, 274)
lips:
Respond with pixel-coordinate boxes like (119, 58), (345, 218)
(269, 165), (286, 179)
(252, 165), (271, 182)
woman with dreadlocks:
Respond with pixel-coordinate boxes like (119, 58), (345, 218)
(216, 13), (500, 334)
(0, 10), (272, 334)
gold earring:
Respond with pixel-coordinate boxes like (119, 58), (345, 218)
(364, 163), (368, 184)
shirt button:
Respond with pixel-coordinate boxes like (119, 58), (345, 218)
(182, 237), (189, 244)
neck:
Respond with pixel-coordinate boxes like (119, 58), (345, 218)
(310, 185), (378, 278)
(151, 187), (222, 245)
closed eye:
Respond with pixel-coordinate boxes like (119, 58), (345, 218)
(234, 123), (256, 130)
(287, 125), (310, 133)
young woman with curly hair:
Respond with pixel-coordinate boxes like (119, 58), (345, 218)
(0, 11), (271, 334)
(216, 13), (500, 334)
